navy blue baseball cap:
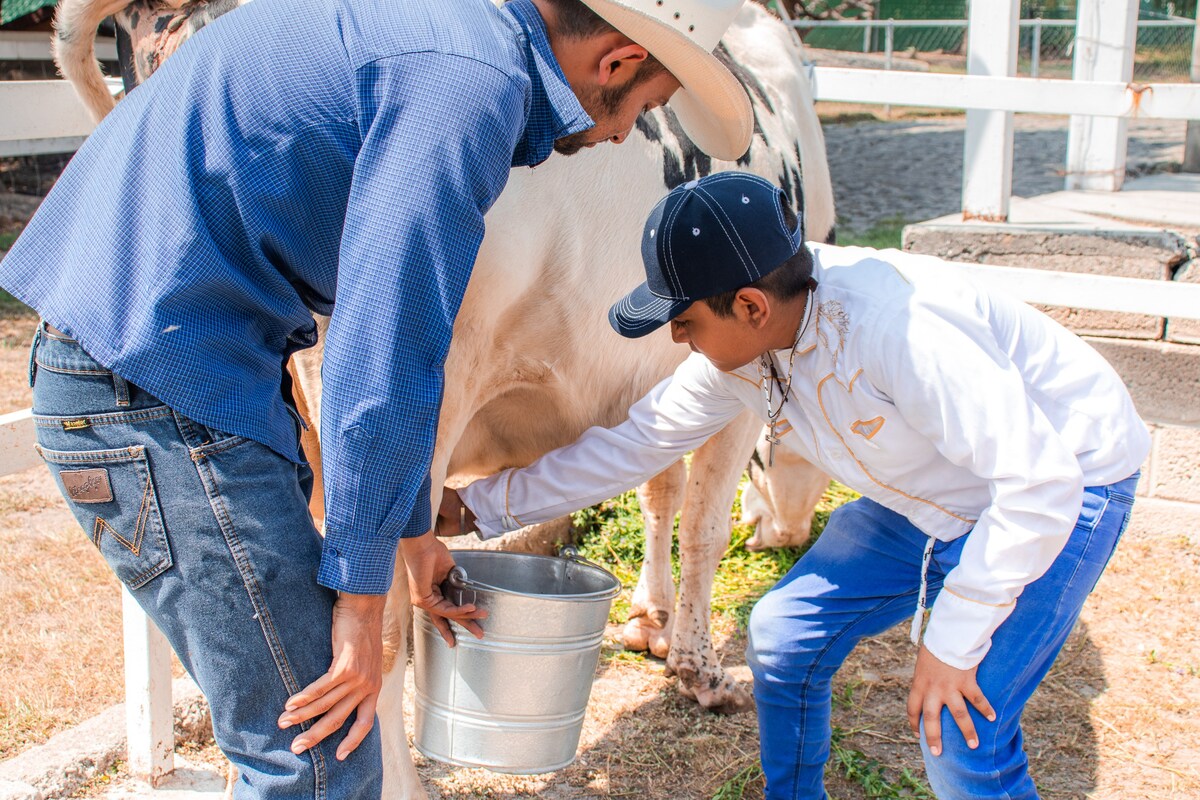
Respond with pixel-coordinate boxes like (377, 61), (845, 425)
(609, 172), (804, 338)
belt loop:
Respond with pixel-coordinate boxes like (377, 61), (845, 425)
(28, 323), (42, 389)
(910, 536), (936, 646)
(113, 373), (131, 407)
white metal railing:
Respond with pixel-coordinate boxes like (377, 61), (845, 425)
(0, 30), (117, 61)
(793, 17), (1196, 78)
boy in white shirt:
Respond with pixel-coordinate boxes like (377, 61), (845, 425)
(442, 172), (1148, 799)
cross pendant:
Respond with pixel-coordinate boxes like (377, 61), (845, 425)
(766, 427), (780, 467)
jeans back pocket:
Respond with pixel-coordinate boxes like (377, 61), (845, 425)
(37, 444), (173, 589)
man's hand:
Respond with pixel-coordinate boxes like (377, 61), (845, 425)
(278, 592), (386, 761)
(434, 487), (476, 537)
(907, 644), (996, 756)
(400, 529), (486, 646)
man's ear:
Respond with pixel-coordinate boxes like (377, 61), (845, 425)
(597, 42), (650, 87)
(736, 288), (772, 328)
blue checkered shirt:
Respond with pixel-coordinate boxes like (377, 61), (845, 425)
(0, 0), (592, 594)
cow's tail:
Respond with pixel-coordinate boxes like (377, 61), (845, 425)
(53, 0), (127, 123)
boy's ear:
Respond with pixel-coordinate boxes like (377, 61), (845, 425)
(736, 288), (772, 328)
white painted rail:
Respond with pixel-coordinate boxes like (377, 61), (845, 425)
(0, 30), (117, 61)
(809, 68), (1200, 120)
(0, 78), (121, 157)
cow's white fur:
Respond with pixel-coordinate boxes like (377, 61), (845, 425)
(53, 0), (832, 794)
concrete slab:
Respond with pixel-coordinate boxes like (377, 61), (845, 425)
(92, 759), (225, 800)
(1023, 173), (1200, 231)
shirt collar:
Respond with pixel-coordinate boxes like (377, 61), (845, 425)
(503, 0), (594, 167)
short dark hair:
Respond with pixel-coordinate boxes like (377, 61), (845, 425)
(702, 202), (814, 317)
(539, 0), (668, 75)
(539, 0), (616, 38)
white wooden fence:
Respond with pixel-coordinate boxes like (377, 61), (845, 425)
(0, 0), (1199, 787)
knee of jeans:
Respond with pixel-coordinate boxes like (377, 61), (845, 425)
(920, 715), (1020, 800)
(746, 590), (825, 679)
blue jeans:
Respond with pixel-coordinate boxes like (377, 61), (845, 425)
(746, 476), (1138, 800)
(29, 325), (382, 800)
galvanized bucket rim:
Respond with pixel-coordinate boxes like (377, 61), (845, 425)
(447, 550), (621, 603)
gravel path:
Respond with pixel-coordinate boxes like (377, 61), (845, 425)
(824, 114), (1189, 233)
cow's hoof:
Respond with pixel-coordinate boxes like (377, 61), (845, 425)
(670, 658), (754, 715)
(622, 612), (672, 660)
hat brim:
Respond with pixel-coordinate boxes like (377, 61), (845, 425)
(581, 0), (753, 161)
(608, 282), (693, 339)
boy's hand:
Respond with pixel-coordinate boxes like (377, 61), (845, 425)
(907, 644), (996, 756)
(434, 487), (476, 537)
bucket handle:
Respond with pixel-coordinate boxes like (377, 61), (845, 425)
(443, 547), (611, 601)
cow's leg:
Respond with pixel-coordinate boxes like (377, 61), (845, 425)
(378, 571), (425, 800)
(668, 411), (761, 714)
(622, 460), (686, 658)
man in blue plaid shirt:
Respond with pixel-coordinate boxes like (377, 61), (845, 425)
(1, 0), (753, 795)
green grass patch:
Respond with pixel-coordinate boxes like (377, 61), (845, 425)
(572, 478), (859, 629)
(829, 727), (934, 799)
(0, 290), (32, 319)
(710, 762), (764, 799)
(0, 231), (18, 251)
(838, 215), (912, 252)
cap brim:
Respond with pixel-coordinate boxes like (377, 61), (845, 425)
(581, 0), (753, 161)
(608, 282), (693, 339)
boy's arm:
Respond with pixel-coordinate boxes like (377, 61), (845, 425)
(458, 353), (747, 539)
(870, 307), (1085, 671)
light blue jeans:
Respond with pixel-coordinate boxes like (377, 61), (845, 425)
(30, 324), (383, 800)
(747, 476), (1138, 800)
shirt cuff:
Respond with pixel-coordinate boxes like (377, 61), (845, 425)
(316, 531), (399, 595)
(923, 587), (1018, 670)
(459, 471), (522, 541)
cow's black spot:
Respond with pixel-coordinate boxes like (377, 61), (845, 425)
(663, 146), (686, 189)
(716, 43), (775, 116)
(154, 14), (172, 33)
(661, 107), (711, 184)
(825, 226), (837, 245)
(636, 113), (662, 144)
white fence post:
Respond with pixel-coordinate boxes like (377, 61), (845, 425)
(1031, 18), (1043, 78)
(1066, 0), (1139, 191)
(122, 588), (175, 785)
(962, 0), (1020, 221)
(1184, 16), (1200, 172)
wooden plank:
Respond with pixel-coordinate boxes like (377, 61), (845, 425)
(0, 30), (117, 61)
(122, 589), (175, 785)
(943, 262), (1200, 320)
(962, 0), (1020, 222)
(0, 136), (89, 157)
(1066, 0), (1139, 191)
(0, 79), (119, 147)
(0, 409), (40, 478)
(810, 68), (1200, 120)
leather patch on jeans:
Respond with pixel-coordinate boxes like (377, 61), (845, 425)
(61, 469), (114, 503)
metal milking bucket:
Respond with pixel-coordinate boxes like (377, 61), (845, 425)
(412, 548), (621, 774)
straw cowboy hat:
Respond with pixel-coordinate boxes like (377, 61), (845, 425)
(580, 0), (753, 161)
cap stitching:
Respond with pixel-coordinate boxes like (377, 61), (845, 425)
(662, 193), (689, 298)
(693, 187), (756, 281)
